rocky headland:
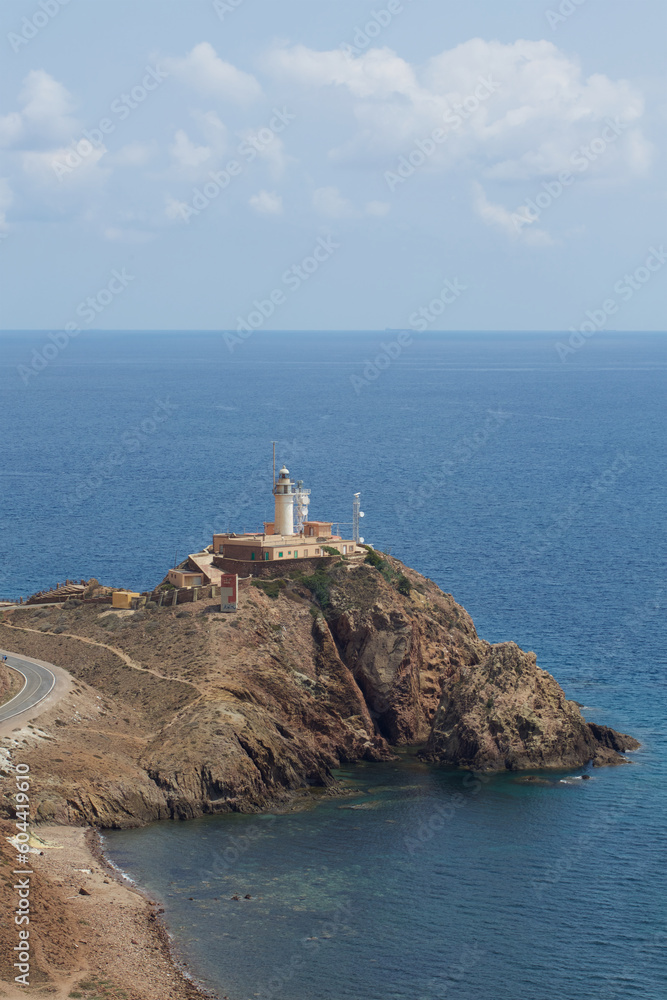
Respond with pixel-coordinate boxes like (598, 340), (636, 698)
(0, 551), (638, 830)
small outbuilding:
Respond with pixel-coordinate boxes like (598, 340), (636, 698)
(112, 591), (141, 609)
(168, 569), (204, 589)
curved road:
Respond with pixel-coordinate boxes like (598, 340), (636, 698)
(0, 650), (56, 724)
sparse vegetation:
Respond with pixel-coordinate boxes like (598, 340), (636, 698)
(321, 545), (340, 556)
(252, 578), (287, 600)
(397, 574), (412, 596)
(363, 546), (383, 568)
(71, 974), (127, 999)
(290, 562), (333, 609)
(363, 546), (397, 584)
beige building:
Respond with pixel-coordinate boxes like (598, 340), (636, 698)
(211, 464), (360, 569)
(167, 568), (206, 588)
(212, 532), (359, 564)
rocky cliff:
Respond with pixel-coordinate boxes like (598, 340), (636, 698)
(0, 552), (637, 828)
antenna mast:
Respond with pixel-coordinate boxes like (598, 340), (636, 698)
(272, 441), (276, 487)
(294, 480), (311, 535)
(353, 493), (364, 543)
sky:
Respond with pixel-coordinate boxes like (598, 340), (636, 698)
(0, 0), (665, 332)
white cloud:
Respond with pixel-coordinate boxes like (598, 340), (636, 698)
(165, 42), (262, 105)
(312, 185), (354, 218)
(265, 38), (649, 183)
(473, 182), (554, 247)
(0, 177), (13, 234)
(165, 112), (228, 178)
(365, 200), (390, 216)
(170, 129), (211, 169)
(311, 189), (389, 221)
(110, 142), (155, 167)
(0, 71), (110, 223)
(267, 43), (420, 100)
(249, 189), (283, 215)
(9, 143), (110, 224)
(0, 70), (80, 150)
(103, 226), (155, 243)
(165, 195), (190, 221)
(0, 112), (23, 148)
(22, 144), (108, 190)
(192, 110), (228, 153)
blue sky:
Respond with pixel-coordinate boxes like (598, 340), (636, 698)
(0, 0), (665, 331)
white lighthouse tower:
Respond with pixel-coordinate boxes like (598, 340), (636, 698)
(273, 466), (295, 536)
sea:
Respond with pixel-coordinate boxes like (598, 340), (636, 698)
(1, 330), (666, 999)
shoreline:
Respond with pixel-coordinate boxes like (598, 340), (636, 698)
(1, 823), (219, 1000)
(88, 827), (219, 1000)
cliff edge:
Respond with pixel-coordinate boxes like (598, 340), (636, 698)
(0, 552), (637, 827)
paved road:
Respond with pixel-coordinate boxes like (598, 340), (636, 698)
(0, 651), (56, 724)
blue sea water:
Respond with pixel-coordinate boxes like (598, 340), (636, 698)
(2, 330), (666, 999)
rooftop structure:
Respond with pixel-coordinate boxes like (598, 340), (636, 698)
(211, 458), (362, 573)
(162, 456), (365, 585)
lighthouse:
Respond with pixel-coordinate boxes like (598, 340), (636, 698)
(210, 455), (362, 568)
(273, 466), (295, 536)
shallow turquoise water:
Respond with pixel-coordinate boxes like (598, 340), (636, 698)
(105, 751), (664, 1000)
(2, 331), (666, 997)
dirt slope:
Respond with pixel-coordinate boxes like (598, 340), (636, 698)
(0, 555), (637, 830)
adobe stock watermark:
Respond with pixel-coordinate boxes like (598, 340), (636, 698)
(168, 108), (295, 223)
(8, 0), (71, 54)
(527, 451), (636, 561)
(404, 771), (490, 854)
(533, 801), (626, 901)
(52, 65), (169, 180)
(351, 277), (467, 394)
(213, 0), (245, 20)
(409, 278), (467, 331)
(224, 236), (339, 351)
(64, 399), (178, 512)
(187, 439), (304, 548)
(555, 245), (666, 361)
(423, 940), (487, 997)
(595, 929), (667, 1000)
(340, 0), (415, 56)
(257, 898), (353, 1000)
(12, 762), (32, 988)
(16, 267), (135, 384)
(546, 0), (588, 30)
(350, 331), (412, 395)
(409, 409), (512, 512)
(384, 76), (500, 192)
(513, 118), (629, 235)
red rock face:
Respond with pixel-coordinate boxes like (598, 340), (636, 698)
(421, 641), (639, 770)
(0, 555), (637, 829)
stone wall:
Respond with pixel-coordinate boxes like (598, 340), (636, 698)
(150, 584), (221, 607)
(214, 555), (341, 579)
